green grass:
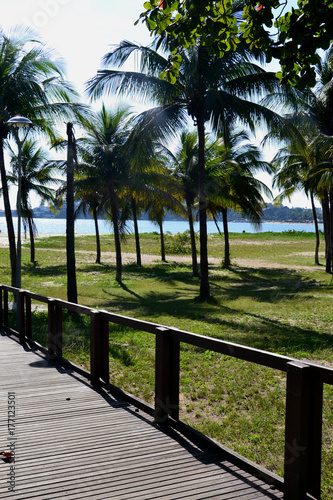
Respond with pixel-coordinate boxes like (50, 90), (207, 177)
(3, 229), (333, 497)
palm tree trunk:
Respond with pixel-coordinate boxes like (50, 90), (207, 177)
(213, 215), (222, 236)
(186, 198), (198, 277)
(329, 188), (333, 274)
(322, 192), (331, 273)
(322, 194), (329, 259)
(159, 220), (166, 262)
(310, 192), (320, 265)
(66, 123), (78, 303)
(92, 206), (101, 264)
(0, 135), (17, 286)
(109, 184), (122, 283)
(221, 208), (230, 269)
(132, 197), (142, 266)
(197, 111), (210, 300)
(28, 215), (35, 263)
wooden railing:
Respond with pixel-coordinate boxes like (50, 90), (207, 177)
(1, 284), (331, 500)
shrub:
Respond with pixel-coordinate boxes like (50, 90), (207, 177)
(165, 230), (196, 255)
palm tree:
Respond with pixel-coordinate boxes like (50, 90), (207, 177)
(120, 125), (187, 267)
(273, 137), (323, 265)
(301, 46), (333, 273)
(159, 131), (199, 276)
(206, 131), (272, 269)
(87, 30), (298, 299)
(0, 26), (85, 286)
(148, 204), (167, 262)
(268, 44), (333, 271)
(79, 105), (133, 283)
(73, 167), (105, 264)
(8, 140), (59, 262)
(302, 135), (333, 271)
(66, 122), (78, 304)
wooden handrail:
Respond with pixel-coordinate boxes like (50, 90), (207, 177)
(0, 284), (326, 499)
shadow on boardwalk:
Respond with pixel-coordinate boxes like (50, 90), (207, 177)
(0, 332), (283, 499)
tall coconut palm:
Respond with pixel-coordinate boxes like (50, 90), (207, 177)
(301, 46), (333, 273)
(206, 131), (273, 268)
(158, 131), (199, 276)
(8, 140), (59, 263)
(268, 44), (333, 271)
(0, 26), (86, 286)
(87, 29), (298, 299)
(79, 105), (133, 283)
(66, 122), (78, 304)
(146, 179), (185, 263)
(301, 135), (333, 271)
(273, 137), (324, 265)
(120, 125), (186, 267)
(73, 167), (105, 265)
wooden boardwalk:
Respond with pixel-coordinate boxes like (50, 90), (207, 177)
(0, 332), (284, 499)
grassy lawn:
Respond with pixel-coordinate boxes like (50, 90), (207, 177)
(2, 229), (333, 497)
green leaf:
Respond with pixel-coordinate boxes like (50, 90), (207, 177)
(147, 18), (157, 30)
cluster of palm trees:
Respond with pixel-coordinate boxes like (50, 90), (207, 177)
(86, 36), (301, 301)
(2, 22), (333, 302)
(270, 45), (333, 273)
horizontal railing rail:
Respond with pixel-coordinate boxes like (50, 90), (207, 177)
(0, 284), (327, 500)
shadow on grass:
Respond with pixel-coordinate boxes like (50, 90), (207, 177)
(21, 258), (333, 359)
(223, 311), (333, 356)
(109, 343), (134, 366)
(28, 280), (333, 362)
(210, 265), (320, 303)
(118, 282), (142, 300)
(102, 288), (333, 357)
(98, 264), (333, 358)
(25, 259), (197, 284)
(124, 261), (196, 280)
(101, 263), (321, 312)
(24, 262), (67, 277)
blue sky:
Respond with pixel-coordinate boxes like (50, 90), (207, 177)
(1, 1), (312, 208)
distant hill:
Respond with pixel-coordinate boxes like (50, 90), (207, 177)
(229, 203), (322, 224)
(1, 202), (322, 224)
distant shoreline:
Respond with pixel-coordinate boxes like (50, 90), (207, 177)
(0, 216), (323, 225)
(0, 217), (323, 236)
(0, 201), (322, 226)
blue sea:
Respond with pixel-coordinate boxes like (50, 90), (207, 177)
(1, 217), (323, 235)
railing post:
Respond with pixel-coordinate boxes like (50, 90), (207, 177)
(26, 295), (32, 339)
(4, 289), (8, 327)
(18, 290), (25, 343)
(48, 299), (62, 358)
(307, 376), (323, 499)
(0, 286), (2, 329)
(90, 311), (109, 387)
(154, 327), (180, 423)
(55, 304), (63, 357)
(284, 361), (314, 500)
